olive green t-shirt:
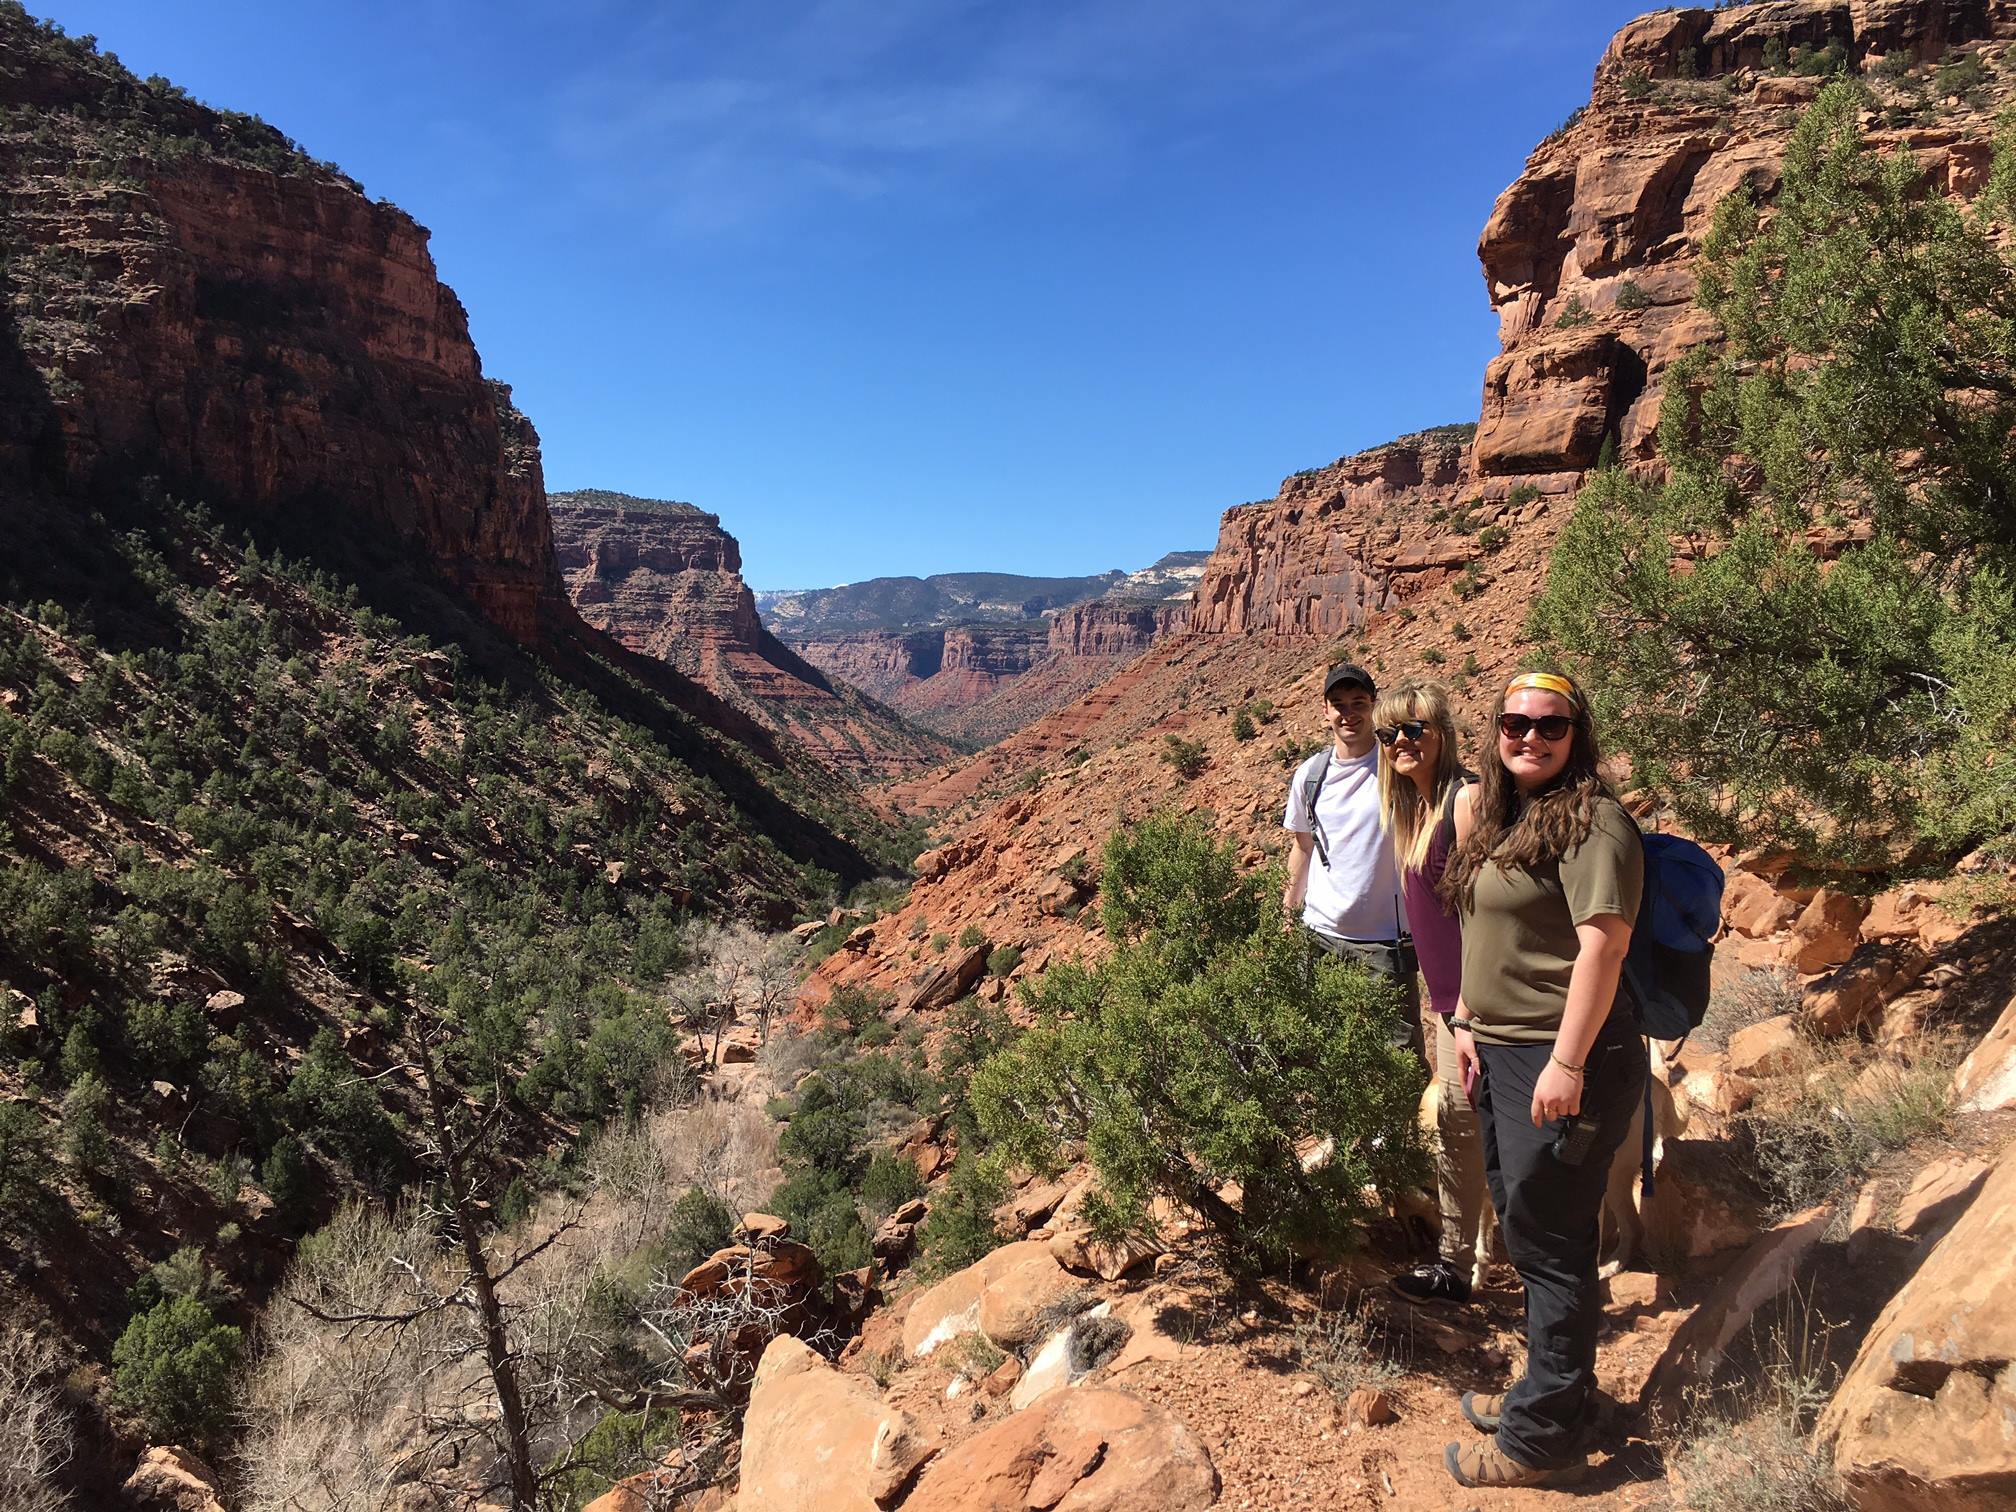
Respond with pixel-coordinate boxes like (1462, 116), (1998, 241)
(1459, 797), (1643, 1044)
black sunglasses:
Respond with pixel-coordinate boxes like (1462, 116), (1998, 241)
(1374, 720), (1430, 746)
(1497, 712), (1575, 741)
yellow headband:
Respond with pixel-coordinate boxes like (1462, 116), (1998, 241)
(1504, 672), (1580, 707)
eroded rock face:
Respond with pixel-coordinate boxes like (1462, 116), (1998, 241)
(0, 19), (571, 644)
(550, 491), (952, 778)
(1820, 1137), (2016, 1510)
(1476, 0), (2014, 476)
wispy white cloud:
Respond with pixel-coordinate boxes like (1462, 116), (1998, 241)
(545, 0), (1430, 235)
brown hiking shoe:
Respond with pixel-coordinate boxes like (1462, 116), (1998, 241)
(1460, 1390), (1505, 1433)
(1444, 1438), (1585, 1489)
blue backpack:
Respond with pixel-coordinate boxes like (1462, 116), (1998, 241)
(1622, 830), (1725, 1045)
(1622, 829), (1724, 1199)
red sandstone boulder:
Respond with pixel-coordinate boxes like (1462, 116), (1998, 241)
(122, 1447), (227, 1512)
(903, 1388), (1219, 1512)
(1955, 991), (2016, 1113)
(902, 1240), (1079, 1358)
(1788, 889), (1870, 973)
(1820, 1139), (2016, 1510)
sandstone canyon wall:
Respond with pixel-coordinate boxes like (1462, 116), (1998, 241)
(551, 490), (953, 779)
(0, 15), (575, 643)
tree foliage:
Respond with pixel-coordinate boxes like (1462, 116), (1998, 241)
(111, 1295), (242, 1445)
(970, 813), (1426, 1264)
(1534, 81), (2016, 869)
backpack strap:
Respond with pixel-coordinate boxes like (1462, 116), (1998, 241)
(1305, 749), (1332, 870)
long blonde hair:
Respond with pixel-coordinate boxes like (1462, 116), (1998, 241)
(1375, 681), (1463, 873)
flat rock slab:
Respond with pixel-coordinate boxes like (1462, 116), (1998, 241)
(903, 1388), (1219, 1512)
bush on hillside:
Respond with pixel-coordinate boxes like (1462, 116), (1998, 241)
(970, 813), (1426, 1263)
(111, 1295), (241, 1444)
(1160, 735), (1208, 780)
(1534, 81), (2016, 871)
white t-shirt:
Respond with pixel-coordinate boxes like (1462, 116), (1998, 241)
(1283, 746), (1408, 942)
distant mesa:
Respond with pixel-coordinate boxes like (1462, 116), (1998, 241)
(549, 489), (953, 779)
(759, 554), (1209, 743)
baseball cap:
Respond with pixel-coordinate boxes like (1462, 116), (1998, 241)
(1323, 662), (1376, 700)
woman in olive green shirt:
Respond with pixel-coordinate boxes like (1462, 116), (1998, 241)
(1435, 672), (1647, 1492)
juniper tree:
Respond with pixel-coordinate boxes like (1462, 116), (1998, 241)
(969, 813), (1425, 1265)
(1533, 80), (2016, 870)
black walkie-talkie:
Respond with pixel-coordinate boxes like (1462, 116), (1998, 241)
(1552, 1114), (1600, 1166)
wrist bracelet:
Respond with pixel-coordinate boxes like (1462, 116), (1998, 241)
(1451, 1018), (1474, 1031)
(1549, 1053), (1586, 1076)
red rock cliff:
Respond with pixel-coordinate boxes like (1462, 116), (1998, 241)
(0, 15), (569, 642)
(1047, 599), (1188, 657)
(550, 491), (953, 779)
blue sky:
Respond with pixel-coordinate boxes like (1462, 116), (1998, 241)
(39, 1), (1652, 588)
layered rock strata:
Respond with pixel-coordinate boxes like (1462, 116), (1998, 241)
(0, 16), (571, 642)
(551, 490), (953, 779)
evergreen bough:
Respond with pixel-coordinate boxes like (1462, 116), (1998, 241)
(1534, 81), (2016, 872)
(970, 813), (1425, 1264)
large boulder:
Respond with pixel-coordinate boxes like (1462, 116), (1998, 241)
(902, 1241), (1079, 1358)
(122, 1448), (228, 1512)
(1788, 889), (1869, 974)
(1954, 990), (2016, 1113)
(1819, 1138), (2016, 1510)
(903, 1388), (1219, 1512)
(737, 1337), (893, 1512)
(897, 944), (988, 1014)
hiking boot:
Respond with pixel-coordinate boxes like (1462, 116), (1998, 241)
(1390, 1259), (1472, 1305)
(1443, 1438), (1585, 1490)
(1460, 1390), (1505, 1434)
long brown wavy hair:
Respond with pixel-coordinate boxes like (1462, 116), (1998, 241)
(1440, 675), (1617, 913)
(1374, 681), (1463, 873)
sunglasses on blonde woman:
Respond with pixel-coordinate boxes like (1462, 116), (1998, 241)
(1497, 712), (1575, 741)
(1374, 720), (1430, 746)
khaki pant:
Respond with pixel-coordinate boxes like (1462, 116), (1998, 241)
(1431, 1011), (1499, 1273)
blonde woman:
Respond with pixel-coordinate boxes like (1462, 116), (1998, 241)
(1373, 681), (1493, 1308)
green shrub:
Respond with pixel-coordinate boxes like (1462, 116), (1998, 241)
(858, 1149), (924, 1221)
(928, 932), (950, 954)
(1478, 524), (1511, 553)
(957, 924), (986, 950)
(111, 1295), (241, 1444)
(1161, 735), (1207, 780)
(1793, 39), (1849, 78)
(1231, 710), (1257, 742)
(1553, 294), (1594, 328)
(985, 944), (1022, 978)
(660, 1185), (735, 1272)
(916, 1153), (1010, 1278)
(970, 814), (1425, 1263)
(1615, 278), (1651, 311)
(551, 1406), (680, 1511)
(1420, 647), (1445, 666)
(0, 1102), (51, 1219)
(1935, 47), (1988, 98)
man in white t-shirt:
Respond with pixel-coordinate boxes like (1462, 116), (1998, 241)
(1282, 662), (1420, 1056)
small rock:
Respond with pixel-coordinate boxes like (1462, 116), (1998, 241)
(738, 1212), (791, 1244)
(982, 1356), (1023, 1397)
(1343, 1385), (1397, 1427)
(866, 1409), (942, 1505)
(1789, 889), (1869, 974)
(1726, 1014), (1802, 1079)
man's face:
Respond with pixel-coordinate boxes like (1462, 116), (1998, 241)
(1325, 687), (1375, 747)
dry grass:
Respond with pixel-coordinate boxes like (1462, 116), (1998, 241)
(1290, 1296), (1404, 1400)
(1695, 966), (1802, 1051)
(1663, 1303), (1848, 1512)
(1738, 1035), (1961, 1219)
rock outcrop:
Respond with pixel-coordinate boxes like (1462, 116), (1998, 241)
(0, 14), (571, 643)
(552, 490), (952, 778)
(1820, 1137), (2016, 1510)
